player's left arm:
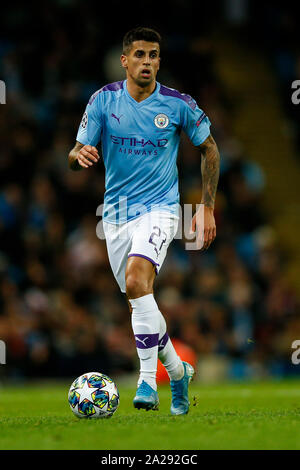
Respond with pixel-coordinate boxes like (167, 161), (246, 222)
(190, 134), (220, 250)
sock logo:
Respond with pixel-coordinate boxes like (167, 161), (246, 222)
(134, 334), (159, 349)
(135, 336), (149, 347)
(158, 332), (169, 352)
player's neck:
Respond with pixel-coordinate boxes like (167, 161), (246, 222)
(126, 77), (157, 103)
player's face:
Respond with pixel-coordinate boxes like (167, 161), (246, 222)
(121, 41), (160, 87)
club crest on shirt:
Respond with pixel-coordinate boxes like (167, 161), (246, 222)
(154, 113), (169, 129)
(81, 112), (88, 129)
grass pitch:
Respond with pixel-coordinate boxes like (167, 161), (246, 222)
(0, 379), (300, 450)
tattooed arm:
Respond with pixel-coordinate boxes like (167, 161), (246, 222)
(199, 134), (220, 208)
(190, 134), (220, 250)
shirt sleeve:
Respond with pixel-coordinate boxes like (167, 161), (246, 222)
(181, 97), (211, 146)
(76, 91), (102, 146)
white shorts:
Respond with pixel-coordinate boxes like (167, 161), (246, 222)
(103, 211), (179, 293)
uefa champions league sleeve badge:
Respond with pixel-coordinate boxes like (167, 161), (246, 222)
(154, 113), (169, 128)
(81, 111), (88, 129)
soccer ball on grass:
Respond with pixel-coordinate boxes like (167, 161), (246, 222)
(68, 372), (120, 419)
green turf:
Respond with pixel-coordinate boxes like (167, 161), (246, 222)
(0, 379), (300, 449)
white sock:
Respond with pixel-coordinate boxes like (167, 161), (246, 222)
(129, 294), (160, 391)
(158, 311), (184, 381)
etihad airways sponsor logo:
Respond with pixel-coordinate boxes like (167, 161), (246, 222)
(110, 135), (168, 147)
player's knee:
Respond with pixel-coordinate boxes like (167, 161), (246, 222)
(125, 273), (152, 299)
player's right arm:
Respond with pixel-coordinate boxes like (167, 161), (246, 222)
(69, 89), (102, 170)
(68, 141), (99, 170)
(181, 96), (219, 251)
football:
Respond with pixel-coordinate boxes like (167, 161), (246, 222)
(68, 372), (120, 419)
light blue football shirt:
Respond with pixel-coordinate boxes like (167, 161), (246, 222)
(76, 80), (211, 224)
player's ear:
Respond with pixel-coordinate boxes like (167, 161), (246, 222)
(120, 54), (128, 69)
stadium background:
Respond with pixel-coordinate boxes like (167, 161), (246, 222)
(0, 0), (299, 385)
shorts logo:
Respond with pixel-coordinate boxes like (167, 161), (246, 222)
(154, 113), (169, 129)
(81, 112), (88, 129)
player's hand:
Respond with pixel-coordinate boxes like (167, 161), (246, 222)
(189, 205), (216, 251)
(77, 145), (99, 168)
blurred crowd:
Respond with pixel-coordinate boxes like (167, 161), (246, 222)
(0, 1), (300, 382)
(249, 2), (300, 152)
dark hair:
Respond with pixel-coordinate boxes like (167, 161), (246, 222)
(122, 27), (161, 54)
